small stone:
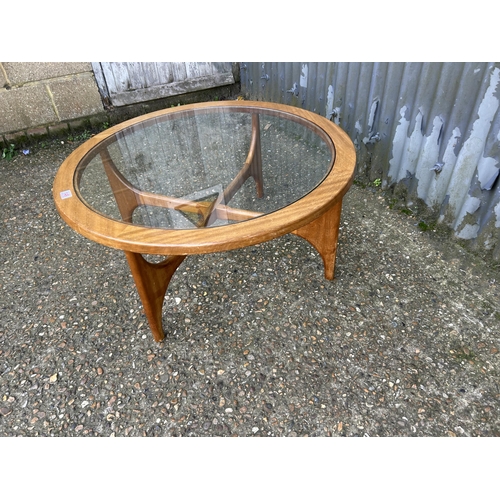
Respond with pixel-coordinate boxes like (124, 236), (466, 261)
(0, 406), (12, 417)
(49, 373), (58, 383)
(252, 427), (259, 434)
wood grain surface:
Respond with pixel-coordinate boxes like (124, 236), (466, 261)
(53, 100), (356, 256)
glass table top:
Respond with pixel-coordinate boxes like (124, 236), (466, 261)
(75, 106), (334, 230)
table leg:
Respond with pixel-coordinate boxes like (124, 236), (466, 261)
(292, 198), (343, 280)
(223, 113), (264, 202)
(100, 148), (139, 222)
(250, 113), (264, 199)
(124, 251), (186, 342)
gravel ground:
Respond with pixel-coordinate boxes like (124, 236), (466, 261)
(1, 137), (500, 438)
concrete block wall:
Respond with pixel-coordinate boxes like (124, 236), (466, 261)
(0, 62), (105, 145)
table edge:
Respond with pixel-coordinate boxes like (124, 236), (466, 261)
(53, 100), (356, 255)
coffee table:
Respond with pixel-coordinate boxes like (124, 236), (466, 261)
(53, 101), (356, 342)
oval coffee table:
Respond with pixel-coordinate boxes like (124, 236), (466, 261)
(53, 101), (356, 342)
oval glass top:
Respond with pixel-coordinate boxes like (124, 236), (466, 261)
(76, 107), (334, 230)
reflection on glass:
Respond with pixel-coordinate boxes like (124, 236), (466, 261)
(77, 108), (333, 230)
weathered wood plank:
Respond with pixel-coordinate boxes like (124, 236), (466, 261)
(94, 62), (236, 107)
(109, 71), (236, 107)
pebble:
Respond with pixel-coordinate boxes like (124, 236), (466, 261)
(0, 407), (13, 417)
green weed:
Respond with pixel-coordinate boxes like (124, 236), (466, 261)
(67, 130), (92, 142)
(417, 220), (436, 232)
(1, 143), (16, 160)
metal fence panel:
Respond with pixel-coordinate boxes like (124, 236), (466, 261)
(240, 62), (500, 258)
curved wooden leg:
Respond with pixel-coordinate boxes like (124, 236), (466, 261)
(223, 113), (264, 203)
(250, 114), (264, 198)
(124, 251), (186, 342)
(292, 199), (343, 280)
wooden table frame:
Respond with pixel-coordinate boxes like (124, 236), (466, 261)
(53, 101), (356, 342)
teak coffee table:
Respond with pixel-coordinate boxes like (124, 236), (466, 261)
(53, 101), (356, 342)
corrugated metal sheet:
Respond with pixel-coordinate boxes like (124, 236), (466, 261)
(240, 62), (500, 259)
